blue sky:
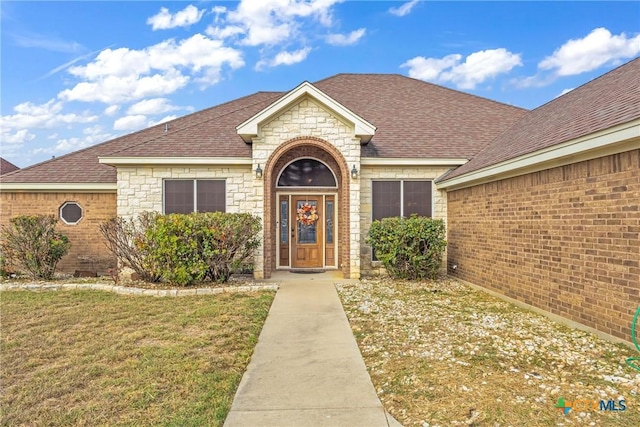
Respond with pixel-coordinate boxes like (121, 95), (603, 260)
(1, 1), (639, 168)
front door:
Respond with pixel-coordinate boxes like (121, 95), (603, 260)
(291, 196), (323, 268)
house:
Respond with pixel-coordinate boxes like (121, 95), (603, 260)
(1, 59), (638, 342)
(0, 158), (20, 175)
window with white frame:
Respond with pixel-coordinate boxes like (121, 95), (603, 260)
(59, 201), (83, 225)
(164, 180), (225, 214)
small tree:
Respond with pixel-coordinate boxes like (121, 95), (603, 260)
(1, 215), (71, 280)
(367, 215), (447, 280)
(99, 212), (162, 282)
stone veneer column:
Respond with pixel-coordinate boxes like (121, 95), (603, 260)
(251, 98), (362, 279)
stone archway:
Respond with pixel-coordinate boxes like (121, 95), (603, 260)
(263, 137), (351, 278)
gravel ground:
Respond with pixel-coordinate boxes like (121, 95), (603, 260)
(336, 277), (640, 427)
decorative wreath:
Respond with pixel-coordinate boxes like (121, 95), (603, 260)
(297, 203), (319, 226)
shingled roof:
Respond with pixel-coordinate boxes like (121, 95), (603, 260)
(314, 74), (527, 159)
(0, 92), (281, 184)
(442, 58), (640, 182)
(1, 74), (526, 185)
(0, 158), (20, 175)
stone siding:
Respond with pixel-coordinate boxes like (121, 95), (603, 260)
(0, 192), (117, 274)
(360, 165), (451, 276)
(116, 166), (255, 218)
(446, 149), (640, 341)
(253, 97), (362, 278)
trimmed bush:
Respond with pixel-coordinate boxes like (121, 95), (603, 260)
(143, 213), (208, 286)
(99, 212), (163, 283)
(101, 212), (261, 286)
(197, 212), (261, 283)
(0, 215), (71, 280)
(367, 215), (447, 280)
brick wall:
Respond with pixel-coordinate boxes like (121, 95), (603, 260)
(0, 192), (117, 275)
(447, 149), (640, 341)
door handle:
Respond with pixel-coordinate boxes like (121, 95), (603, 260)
(291, 228), (294, 238)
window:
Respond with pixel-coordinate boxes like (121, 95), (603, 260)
(372, 180), (432, 220)
(59, 202), (83, 225)
(164, 180), (225, 214)
(371, 180), (432, 260)
(277, 159), (337, 187)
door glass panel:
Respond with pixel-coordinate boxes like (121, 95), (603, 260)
(281, 200), (288, 244)
(326, 201), (334, 244)
(296, 200), (318, 244)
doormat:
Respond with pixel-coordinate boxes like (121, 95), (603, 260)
(290, 269), (326, 274)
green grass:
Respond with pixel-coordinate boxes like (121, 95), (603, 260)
(1, 289), (275, 426)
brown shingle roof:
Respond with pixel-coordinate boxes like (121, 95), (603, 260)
(315, 74), (527, 159)
(0, 92), (281, 184)
(1, 74), (526, 184)
(442, 58), (640, 181)
(0, 158), (20, 175)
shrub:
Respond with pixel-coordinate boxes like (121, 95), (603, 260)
(143, 213), (208, 286)
(367, 215), (447, 280)
(99, 212), (163, 283)
(198, 212), (261, 283)
(100, 212), (261, 286)
(0, 215), (71, 280)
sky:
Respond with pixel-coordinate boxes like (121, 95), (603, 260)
(1, 1), (639, 168)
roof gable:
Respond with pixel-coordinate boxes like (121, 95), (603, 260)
(236, 81), (376, 143)
(0, 158), (20, 175)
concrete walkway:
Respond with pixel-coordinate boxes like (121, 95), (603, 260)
(224, 272), (401, 427)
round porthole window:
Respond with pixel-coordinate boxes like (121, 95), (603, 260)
(60, 202), (83, 225)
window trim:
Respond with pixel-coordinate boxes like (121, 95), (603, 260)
(163, 179), (226, 214)
(59, 201), (84, 225)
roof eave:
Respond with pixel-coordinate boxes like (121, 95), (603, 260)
(436, 119), (640, 191)
(99, 157), (253, 166)
(0, 183), (117, 192)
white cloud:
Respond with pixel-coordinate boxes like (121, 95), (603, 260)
(401, 54), (462, 81)
(210, 0), (342, 47)
(557, 88), (575, 98)
(127, 98), (181, 115)
(1, 129), (36, 145)
(148, 115), (178, 127)
(113, 115), (147, 131)
(11, 30), (85, 53)
(326, 28), (366, 46)
(402, 48), (522, 89)
(256, 47), (312, 69)
(147, 5), (206, 30)
(389, 0), (419, 17)
(539, 28), (640, 76)
(104, 105), (120, 116)
(206, 25), (245, 39)
(0, 99), (98, 131)
(58, 34), (244, 104)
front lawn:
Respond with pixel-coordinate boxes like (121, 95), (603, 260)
(338, 278), (640, 427)
(1, 289), (274, 426)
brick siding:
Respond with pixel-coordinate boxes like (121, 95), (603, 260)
(0, 192), (117, 275)
(447, 149), (640, 341)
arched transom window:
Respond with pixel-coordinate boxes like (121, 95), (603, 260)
(277, 158), (337, 187)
